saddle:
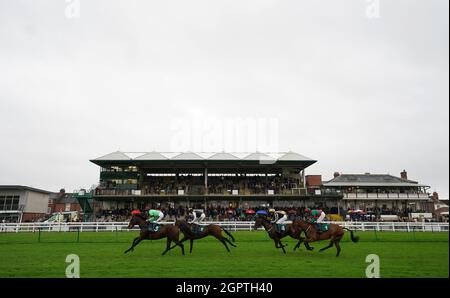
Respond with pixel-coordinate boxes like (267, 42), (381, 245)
(275, 224), (286, 234)
(315, 223), (329, 233)
(190, 224), (204, 234)
(148, 222), (161, 232)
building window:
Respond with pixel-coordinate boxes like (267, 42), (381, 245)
(0, 195), (20, 210)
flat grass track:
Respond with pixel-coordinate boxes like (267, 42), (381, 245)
(0, 231), (448, 278)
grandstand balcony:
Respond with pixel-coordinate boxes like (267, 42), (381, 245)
(343, 192), (429, 200)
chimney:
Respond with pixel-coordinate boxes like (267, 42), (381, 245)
(432, 192), (439, 202)
(58, 188), (66, 199)
(400, 170), (408, 180)
(333, 172), (340, 178)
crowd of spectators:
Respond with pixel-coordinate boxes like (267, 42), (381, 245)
(92, 205), (437, 222)
(131, 174), (302, 196)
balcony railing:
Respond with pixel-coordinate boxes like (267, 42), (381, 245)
(94, 187), (311, 196)
(343, 193), (429, 199)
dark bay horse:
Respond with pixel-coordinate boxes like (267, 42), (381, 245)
(254, 216), (313, 254)
(124, 215), (185, 255)
(168, 220), (237, 253)
(293, 220), (359, 256)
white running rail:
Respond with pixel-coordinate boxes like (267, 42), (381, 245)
(0, 221), (448, 233)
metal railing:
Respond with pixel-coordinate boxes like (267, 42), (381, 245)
(0, 221), (448, 233)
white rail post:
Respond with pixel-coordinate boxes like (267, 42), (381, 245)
(392, 222), (395, 232)
(96, 222), (99, 232)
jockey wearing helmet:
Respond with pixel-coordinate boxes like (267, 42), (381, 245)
(148, 209), (164, 223)
(269, 208), (288, 225)
(305, 208), (326, 224)
(188, 208), (206, 224)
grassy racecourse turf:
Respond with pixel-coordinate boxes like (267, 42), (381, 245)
(0, 230), (448, 278)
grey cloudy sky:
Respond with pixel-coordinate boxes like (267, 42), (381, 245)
(0, 0), (448, 197)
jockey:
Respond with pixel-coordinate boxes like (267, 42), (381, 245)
(305, 208), (327, 231)
(188, 208), (206, 224)
(148, 209), (164, 223)
(269, 209), (288, 231)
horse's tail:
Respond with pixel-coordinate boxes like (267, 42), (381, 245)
(343, 228), (360, 243)
(221, 226), (235, 242)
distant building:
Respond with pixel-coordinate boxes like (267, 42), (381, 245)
(48, 189), (81, 214)
(322, 170), (430, 213)
(0, 185), (52, 222)
(427, 192), (449, 222)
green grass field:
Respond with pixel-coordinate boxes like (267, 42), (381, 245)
(0, 231), (448, 278)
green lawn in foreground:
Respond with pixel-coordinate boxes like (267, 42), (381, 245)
(0, 231), (448, 278)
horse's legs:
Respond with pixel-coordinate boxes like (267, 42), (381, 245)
(189, 239), (194, 254)
(224, 237), (236, 247)
(220, 238), (231, 252)
(319, 240), (334, 253)
(177, 240), (185, 255)
(167, 238), (185, 255)
(161, 238), (173, 255)
(293, 240), (302, 252)
(279, 240), (286, 254)
(304, 242), (314, 251)
(124, 236), (142, 254)
(168, 236), (189, 250)
(274, 239), (286, 254)
(334, 239), (341, 257)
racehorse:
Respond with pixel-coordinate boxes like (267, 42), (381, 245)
(167, 220), (237, 253)
(254, 215), (313, 254)
(292, 220), (359, 256)
(124, 214), (185, 255)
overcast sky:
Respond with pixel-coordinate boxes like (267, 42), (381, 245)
(0, 0), (448, 198)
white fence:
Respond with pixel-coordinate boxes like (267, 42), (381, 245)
(0, 221), (448, 233)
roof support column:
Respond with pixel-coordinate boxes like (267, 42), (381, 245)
(301, 170), (306, 188)
(204, 168), (208, 195)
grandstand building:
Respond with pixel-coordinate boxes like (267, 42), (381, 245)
(321, 170), (431, 219)
(89, 151), (342, 213)
(87, 151), (433, 220)
(0, 185), (52, 222)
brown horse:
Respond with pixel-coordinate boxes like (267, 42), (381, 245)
(254, 216), (313, 254)
(124, 214), (185, 255)
(168, 220), (237, 253)
(293, 220), (359, 256)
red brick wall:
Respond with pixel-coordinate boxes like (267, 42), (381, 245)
(22, 213), (45, 222)
(48, 203), (81, 213)
(306, 175), (322, 187)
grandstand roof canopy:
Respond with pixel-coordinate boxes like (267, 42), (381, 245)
(0, 185), (53, 194)
(323, 174), (429, 188)
(90, 151), (316, 170)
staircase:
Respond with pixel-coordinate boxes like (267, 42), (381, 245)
(74, 189), (95, 222)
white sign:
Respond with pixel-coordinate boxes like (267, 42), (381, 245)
(410, 213), (433, 219)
